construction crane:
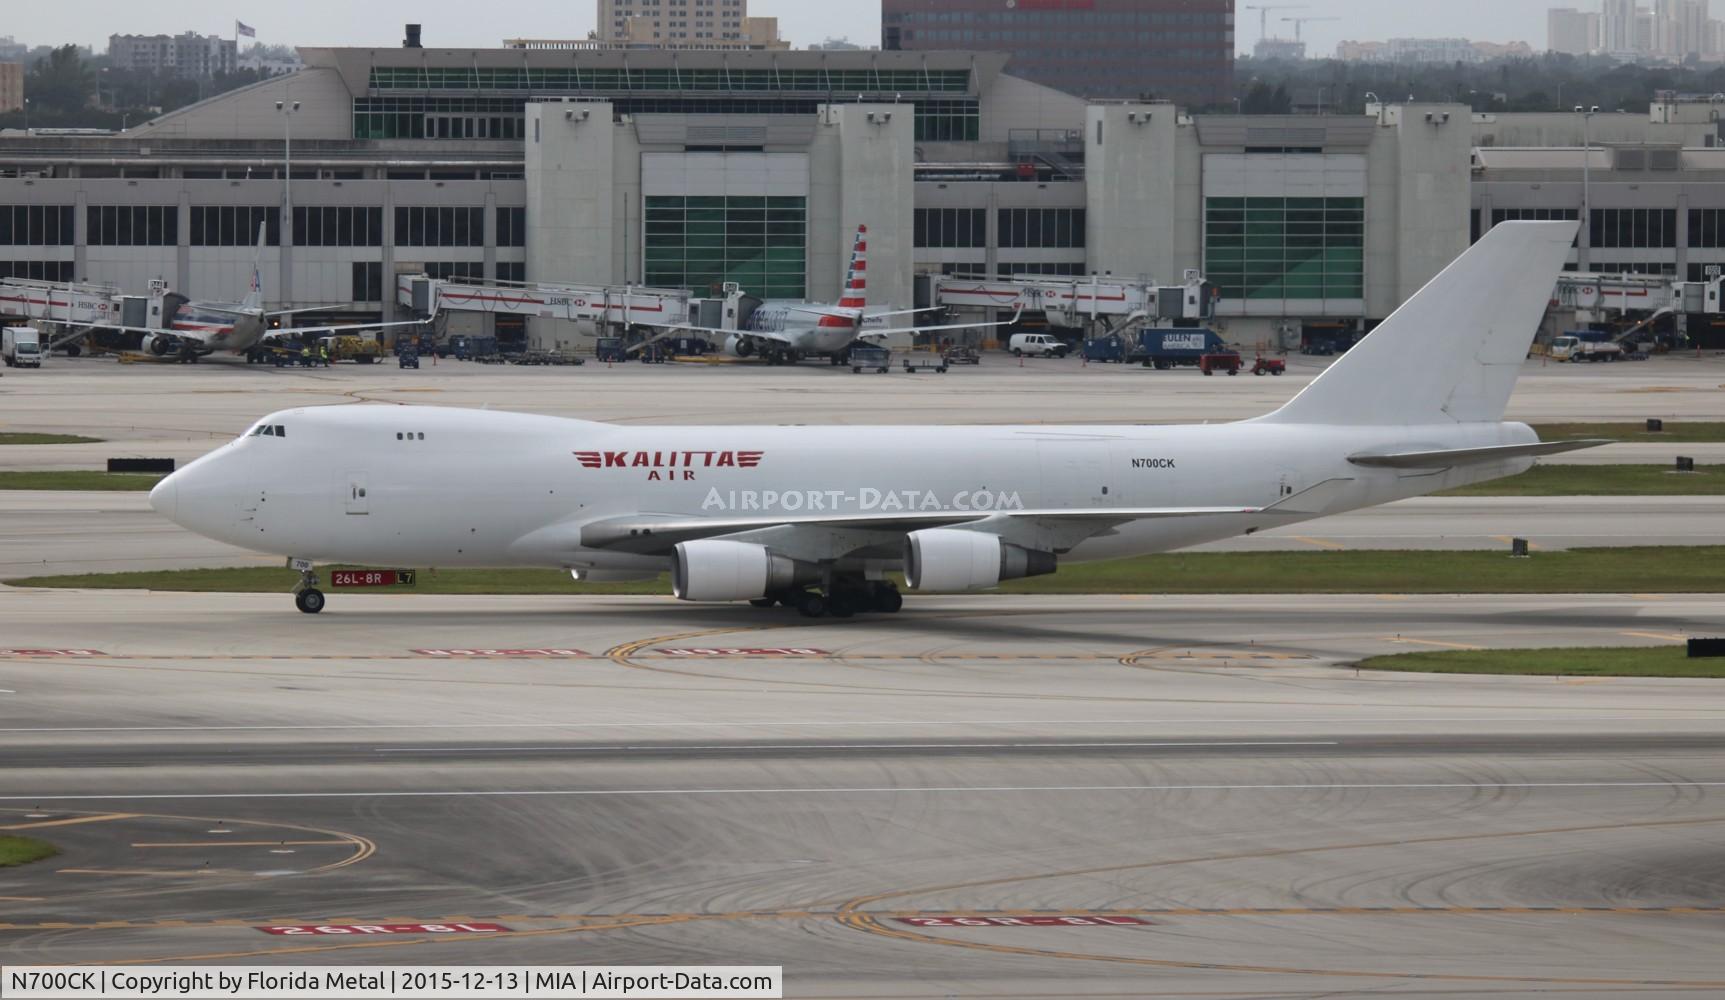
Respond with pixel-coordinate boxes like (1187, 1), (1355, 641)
(1244, 4), (1306, 41)
(1282, 15), (1340, 41)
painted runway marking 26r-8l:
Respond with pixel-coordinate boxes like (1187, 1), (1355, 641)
(411, 649), (588, 658)
(895, 916), (1151, 927)
(257, 923), (511, 935)
(657, 648), (830, 657)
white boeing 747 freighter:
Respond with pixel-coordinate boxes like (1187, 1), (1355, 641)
(150, 222), (1601, 616)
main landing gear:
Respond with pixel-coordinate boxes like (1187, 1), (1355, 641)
(291, 560), (324, 614)
(759, 580), (902, 619)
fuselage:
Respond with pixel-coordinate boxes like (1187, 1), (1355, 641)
(741, 301), (862, 355)
(166, 303), (268, 355)
(151, 404), (1538, 574)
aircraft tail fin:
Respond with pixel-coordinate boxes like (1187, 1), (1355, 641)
(241, 220), (265, 312)
(1261, 221), (1577, 427)
(838, 224), (866, 310)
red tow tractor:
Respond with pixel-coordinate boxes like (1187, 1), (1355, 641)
(1251, 354), (1286, 376)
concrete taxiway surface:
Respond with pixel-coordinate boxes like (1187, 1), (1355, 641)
(3, 588), (1725, 995)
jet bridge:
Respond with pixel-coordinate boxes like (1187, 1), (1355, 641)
(926, 270), (1215, 339)
(396, 274), (696, 339)
(1545, 271), (1725, 347)
(0, 277), (124, 329)
(0, 276), (190, 354)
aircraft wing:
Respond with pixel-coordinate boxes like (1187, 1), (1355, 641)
(266, 320), (425, 338)
(855, 308), (1023, 342)
(569, 478), (1353, 558)
(56, 323), (214, 344)
(864, 307), (943, 319)
(578, 505), (1260, 554)
(641, 323), (797, 347)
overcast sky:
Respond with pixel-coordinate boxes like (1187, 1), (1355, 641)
(7, 2), (1705, 60)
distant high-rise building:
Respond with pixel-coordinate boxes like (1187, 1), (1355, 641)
(1637, 9), (1657, 52)
(1678, 0), (1709, 57)
(0, 36), (27, 61)
(881, 0), (1234, 105)
(1655, 0), (1680, 55)
(107, 32), (236, 78)
(1601, 0), (1638, 53)
(593, 0), (755, 45)
(1549, 7), (1595, 54)
(0, 62), (21, 114)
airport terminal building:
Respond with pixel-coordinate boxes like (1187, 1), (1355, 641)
(2, 37), (1721, 349)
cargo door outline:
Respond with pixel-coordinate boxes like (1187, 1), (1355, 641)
(345, 472), (370, 515)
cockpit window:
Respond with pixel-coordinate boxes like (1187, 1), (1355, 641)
(247, 424), (286, 438)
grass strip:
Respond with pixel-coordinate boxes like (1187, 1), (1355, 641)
(0, 433), (103, 445)
(11, 546), (1725, 595)
(1437, 464), (1725, 496)
(0, 471), (164, 491)
(0, 836), (59, 868)
(1532, 422), (1725, 444)
(1357, 645), (1724, 678)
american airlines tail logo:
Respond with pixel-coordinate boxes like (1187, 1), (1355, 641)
(573, 450), (764, 482)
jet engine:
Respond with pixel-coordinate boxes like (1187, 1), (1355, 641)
(672, 539), (811, 602)
(903, 529), (1056, 592)
(149, 335), (176, 357)
(723, 334), (753, 358)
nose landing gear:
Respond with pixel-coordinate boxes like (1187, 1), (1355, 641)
(290, 559), (324, 614)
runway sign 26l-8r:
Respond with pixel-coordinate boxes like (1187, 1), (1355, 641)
(330, 569), (416, 587)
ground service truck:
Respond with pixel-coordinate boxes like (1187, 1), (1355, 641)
(2, 326), (43, 368)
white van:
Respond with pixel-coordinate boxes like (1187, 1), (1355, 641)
(1009, 333), (1070, 358)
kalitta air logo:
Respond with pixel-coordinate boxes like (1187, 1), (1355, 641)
(573, 450), (763, 481)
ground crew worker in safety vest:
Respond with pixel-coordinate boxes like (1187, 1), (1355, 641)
(319, 343), (330, 367)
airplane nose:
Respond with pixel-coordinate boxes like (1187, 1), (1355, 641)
(148, 472), (178, 520)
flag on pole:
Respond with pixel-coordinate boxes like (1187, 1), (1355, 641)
(236, 20), (256, 38)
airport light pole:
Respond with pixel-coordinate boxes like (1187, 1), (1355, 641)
(1576, 105), (1598, 271)
(274, 100), (300, 309)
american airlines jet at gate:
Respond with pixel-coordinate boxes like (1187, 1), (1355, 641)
(151, 223), (1602, 616)
(653, 225), (1015, 365)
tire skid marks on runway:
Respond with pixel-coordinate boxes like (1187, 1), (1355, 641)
(828, 812), (1725, 985)
(837, 911), (1725, 987)
(8, 905), (1725, 933)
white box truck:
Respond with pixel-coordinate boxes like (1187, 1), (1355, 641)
(2, 326), (43, 368)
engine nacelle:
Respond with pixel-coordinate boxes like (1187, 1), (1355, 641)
(723, 334), (753, 358)
(903, 529), (1056, 593)
(672, 539), (806, 602)
(149, 335), (176, 357)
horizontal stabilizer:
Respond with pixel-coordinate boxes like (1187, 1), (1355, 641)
(1347, 439), (1611, 469)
